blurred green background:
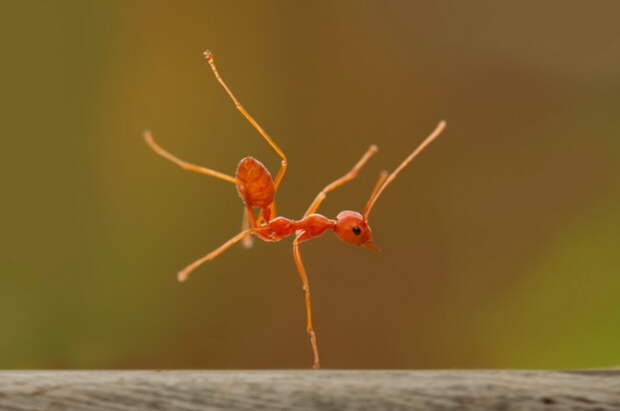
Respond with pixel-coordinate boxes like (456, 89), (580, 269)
(2, 1), (619, 369)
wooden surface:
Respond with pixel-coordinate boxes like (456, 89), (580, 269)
(0, 370), (619, 410)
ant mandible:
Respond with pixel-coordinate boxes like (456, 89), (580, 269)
(144, 50), (446, 369)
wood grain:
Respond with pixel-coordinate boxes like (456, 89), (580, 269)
(0, 370), (619, 410)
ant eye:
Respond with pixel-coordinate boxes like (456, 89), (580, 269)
(352, 226), (362, 235)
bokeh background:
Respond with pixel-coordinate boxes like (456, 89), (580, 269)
(3, 1), (620, 369)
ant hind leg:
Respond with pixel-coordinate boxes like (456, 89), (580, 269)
(203, 51), (288, 190)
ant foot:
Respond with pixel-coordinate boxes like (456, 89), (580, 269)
(177, 270), (189, 282)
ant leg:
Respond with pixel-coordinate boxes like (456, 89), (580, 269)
(241, 207), (254, 248)
(144, 131), (237, 184)
(204, 51), (288, 190)
(303, 145), (378, 217)
(256, 202), (277, 227)
(177, 229), (253, 282)
(292, 236), (321, 369)
(268, 202), (277, 222)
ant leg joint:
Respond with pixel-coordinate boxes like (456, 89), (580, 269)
(203, 50), (214, 60)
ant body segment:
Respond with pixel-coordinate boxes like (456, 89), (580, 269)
(144, 50), (446, 369)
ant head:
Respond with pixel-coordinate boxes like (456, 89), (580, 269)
(334, 121), (447, 253)
(334, 210), (379, 251)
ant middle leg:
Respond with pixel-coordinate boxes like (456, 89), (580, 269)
(303, 145), (378, 217)
(292, 235), (321, 369)
(240, 207), (255, 248)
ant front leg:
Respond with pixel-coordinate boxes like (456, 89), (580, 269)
(292, 235), (321, 369)
(178, 229), (253, 282)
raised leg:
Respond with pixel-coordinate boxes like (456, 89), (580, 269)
(203, 51), (288, 190)
(292, 236), (321, 369)
(177, 229), (253, 282)
(303, 145), (378, 217)
(144, 131), (237, 184)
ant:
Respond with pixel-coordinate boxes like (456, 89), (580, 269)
(144, 50), (446, 369)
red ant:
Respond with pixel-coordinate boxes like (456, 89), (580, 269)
(144, 50), (446, 369)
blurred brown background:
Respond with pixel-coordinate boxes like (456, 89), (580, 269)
(2, 1), (619, 369)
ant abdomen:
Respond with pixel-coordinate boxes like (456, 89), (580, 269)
(235, 157), (275, 208)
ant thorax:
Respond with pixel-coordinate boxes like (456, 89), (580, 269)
(255, 214), (336, 242)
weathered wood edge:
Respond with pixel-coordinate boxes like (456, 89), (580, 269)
(0, 370), (619, 411)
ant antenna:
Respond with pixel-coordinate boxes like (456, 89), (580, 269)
(368, 170), (388, 206)
(363, 120), (446, 219)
